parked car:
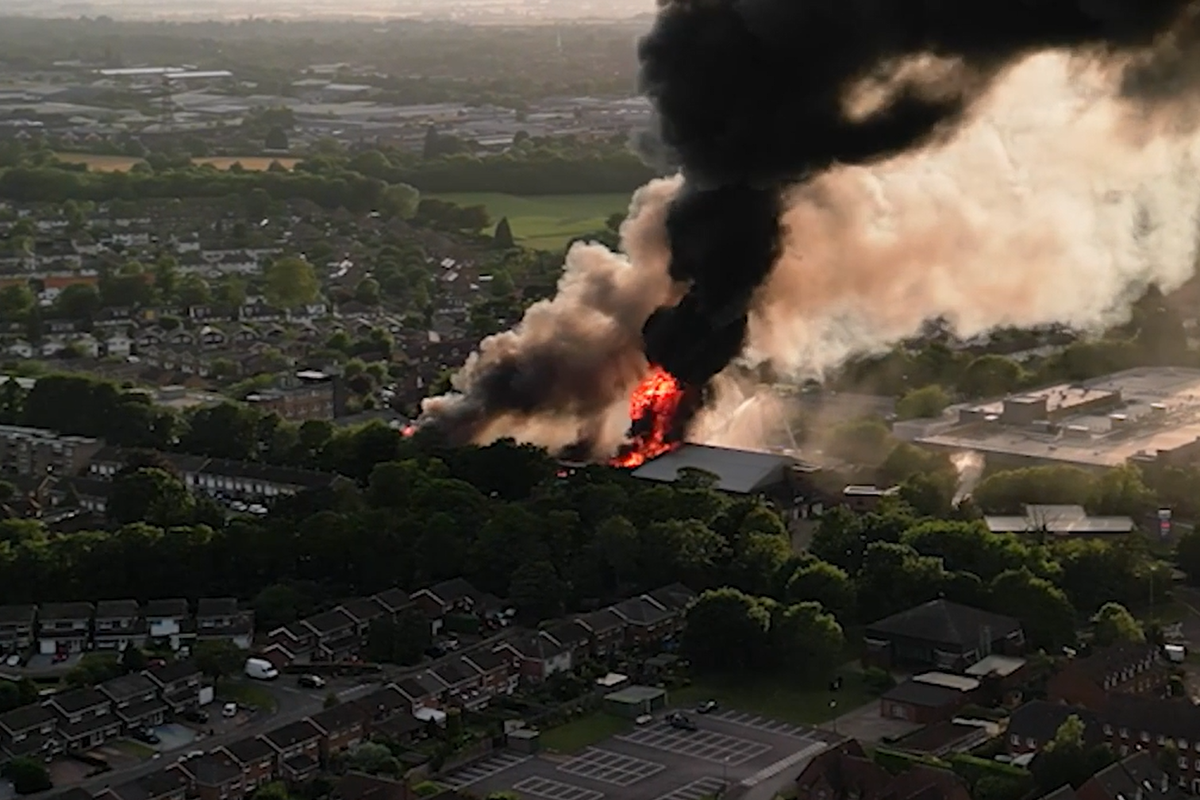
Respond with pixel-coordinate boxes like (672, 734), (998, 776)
(695, 700), (718, 714)
(51, 652), (69, 664)
(181, 709), (209, 724)
(635, 714), (653, 726)
(667, 712), (698, 731)
(297, 674), (325, 689)
(132, 727), (160, 744)
(222, 702), (238, 718)
(4, 654), (19, 667)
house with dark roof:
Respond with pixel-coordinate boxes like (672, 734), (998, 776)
(864, 600), (1024, 671)
(498, 631), (571, 683)
(371, 588), (413, 618)
(176, 752), (246, 800)
(0, 703), (60, 762)
(218, 736), (277, 791)
(540, 620), (591, 662)
(795, 739), (969, 800)
(429, 657), (485, 709)
(334, 772), (410, 800)
(1075, 752), (1188, 800)
(1006, 701), (1100, 755)
(337, 597), (386, 638)
(462, 647), (518, 703)
(410, 578), (499, 633)
(46, 687), (122, 750)
(393, 673), (449, 714)
(880, 673), (980, 725)
(1098, 695), (1200, 764)
(38, 602), (93, 654)
(647, 583), (697, 618)
(265, 623), (315, 664)
(144, 599), (191, 651)
(308, 701), (367, 758)
(611, 596), (677, 647)
(352, 685), (420, 741)
(301, 608), (359, 662)
(99, 673), (168, 731)
(145, 660), (203, 713)
(1048, 643), (1168, 711)
(261, 720), (322, 783)
(573, 608), (627, 657)
(0, 605), (36, 653)
(196, 598), (254, 650)
(93, 600), (146, 652)
(97, 768), (190, 800)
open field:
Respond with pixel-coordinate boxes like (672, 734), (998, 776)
(540, 712), (632, 754)
(429, 192), (631, 251)
(669, 668), (871, 726)
(217, 679), (277, 711)
(53, 153), (298, 172)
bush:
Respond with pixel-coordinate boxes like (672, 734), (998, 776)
(863, 667), (896, 695)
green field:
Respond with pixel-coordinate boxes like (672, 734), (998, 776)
(539, 712), (632, 753)
(669, 668), (871, 726)
(429, 192), (631, 251)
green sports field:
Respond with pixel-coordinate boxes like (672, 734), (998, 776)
(429, 192), (632, 251)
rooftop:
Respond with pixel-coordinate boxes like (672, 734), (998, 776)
(605, 685), (667, 704)
(866, 600), (1022, 650)
(631, 443), (802, 494)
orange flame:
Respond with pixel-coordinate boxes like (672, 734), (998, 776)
(401, 425), (416, 438)
(610, 366), (686, 469)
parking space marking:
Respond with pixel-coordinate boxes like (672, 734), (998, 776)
(440, 752), (531, 789)
(513, 777), (604, 800)
(557, 748), (665, 786)
(617, 724), (772, 766)
(654, 777), (726, 800)
(712, 711), (810, 739)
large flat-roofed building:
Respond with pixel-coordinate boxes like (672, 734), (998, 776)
(914, 367), (1200, 470)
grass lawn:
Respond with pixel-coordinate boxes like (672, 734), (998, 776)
(539, 711), (632, 753)
(53, 153), (297, 172)
(669, 667), (872, 726)
(429, 192), (631, 251)
(112, 739), (157, 759)
(217, 680), (278, 712)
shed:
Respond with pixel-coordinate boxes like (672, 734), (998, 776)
(603, 685), (668, 718)
(507, 728), (540, 754)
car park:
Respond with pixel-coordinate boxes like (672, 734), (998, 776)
(667, 712), (698, 731)
(696, 700), (718, 714)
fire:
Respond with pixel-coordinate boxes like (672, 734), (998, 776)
(610, 365), (686, 469)
(401, 425), (416, 438)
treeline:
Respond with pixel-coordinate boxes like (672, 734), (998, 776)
(393, 152), (656, 195)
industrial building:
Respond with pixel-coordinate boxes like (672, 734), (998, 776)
(911, 367), (1200, 470)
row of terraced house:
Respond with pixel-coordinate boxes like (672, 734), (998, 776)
(0, 597), (254, 657)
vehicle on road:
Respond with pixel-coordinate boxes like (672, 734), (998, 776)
(222, 702), (238, 718)
(244, 657), (279, 681)
(297, 674), (325, 689)
(667, 712), (698, 731)
(181, 709), (209, 724)
(696, 700), (718, 714)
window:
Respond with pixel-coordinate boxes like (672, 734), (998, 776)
(1026, 737), (1035, 748)
(1180, 757), (1189, 770)
(1104, 725), (1113, 736)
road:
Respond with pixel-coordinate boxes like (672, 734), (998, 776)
(31, 680), (382, 799)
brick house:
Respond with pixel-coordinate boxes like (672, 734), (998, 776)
(1048, 643), (1169, 711)
(177, 753), (246, 800)
(429, 658), (485, 710)
(1099, 696), (1200, 764)
(261, 719), (323, 783)
(93, 600), (147, 652)
(1074, 753), (1188, 800)
(462, 647), (518, 703)
(0, 703), (61, 762)
(393, 674), (448, 714)
(795, 739), (971, 800)
(410, 578), (499, 633)
(610, 596), (677, 647)
(880, 674), (979, 725)
(352, 685), (422, 743)
(371, 588), (414, 619)
(540, 620), (590, 663)
(573, 609), (627, 658)
(308, 702), (367, 758)
(47, 688), (122, 750)
(219, 737), (277, 791)
(99, 673), (169, 731)
(0, 605), (36, 653)
(99, 769), (190, 800)
(145, 660), (203, 714)
(864, 600), (1024, 671)
(498, 631), (572, 683)
(1006, 701), (1100, 756)
(38, 602), (94, 655)
(265, 623), (316, 664)
(196, 598), (254, 650)
(645, 583), (696, 634)
(301, 609), (359, 662)
(337, 597), (387, 639)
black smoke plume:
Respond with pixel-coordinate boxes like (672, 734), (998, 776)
(638, 0), (1197, 387)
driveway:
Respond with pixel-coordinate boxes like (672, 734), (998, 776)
(151, 724), (197, 752)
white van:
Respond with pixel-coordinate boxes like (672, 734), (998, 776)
(244, 657), (279, 680)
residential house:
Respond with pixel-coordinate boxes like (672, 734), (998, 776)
(264, 623), (315, 666)
(144, 599), (190, 650)
(337, 597), (387, 639)
(192, 461), (337, 501)
(795, 739), (970, 800)
(393, 674), (449, 714)
(0, 425), (105, 479)
(1066, 752), (1188, 800)
(645, 583), (696, 632)
(196, 598), (254, 650)
(1097, 696), (1200, 764)
(429, 657), (486, 710)
(498, 631), (571, 683)
(177, 753), (246, 800)
(334, 773), (410, 800)
(261, 720), (323, 783)
(880, 673), (981, 725)
(0, 703), (61, 763)
(864, 600), (1025, 671)
(371, 588), (415, 622)
(92, 600), (146, 652)
(410, 578), (499, 633)
(540, 620), (591, 663)
(1048, 643), (1169, 711)
(301, 609), (359, 662)
(610, 596), (677, 648)
(0, 605), (36, 653)
(308, 702), (367, 759)
(198, 326), (227, 348)
(1007, 701), (1100, 756)
(461, 648), (518, 704)
(99, 673), (169, 731)
(219, 737), (278, 791)
(352, 685), (422, 743)
(47, 687), (122, 750)
(37, 602), (93, 655)
(104, 334), (132, 358)
(573, 609), (627, 658)
(98, 769), (190, 800)
(146, 660), (203, 714)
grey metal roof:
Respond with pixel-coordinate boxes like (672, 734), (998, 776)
(630, 444), (795, 494)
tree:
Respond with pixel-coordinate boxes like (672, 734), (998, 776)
(1092, 602), (1145, 647)
(494, 217), (516, 248)
(825, 418), (892, 464)
(120, 645), (147, 674)
(959, 355), (1024, 398)
(263, 257), (320, 309)
(989, 569), (1076, 649)
(194, 640), (247, 680)
(0, 284), (34, 321)
(1089, 464), (1155, 518)
(107, 467), (195, 528)
(1030, 715), (1116, 791)
(153, 257), (178, 302)
(265, 127), (290, 151)
(379, 183), (419, 219)
(176, 273), (211, 307)
(785, 560), (857, 621)
(1, 757), (51, 795)
(681, 588), (771, 674)
(55, 283), (101, 321)
(769, 601), (845, 684)
(508, 560), (567, 621)
(895, 385), (950, 420)
(355, 278), (381, 306)
(1178, 529), (1200, 583)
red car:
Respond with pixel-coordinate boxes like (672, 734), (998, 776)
(51, 652), (69, 663)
